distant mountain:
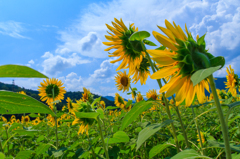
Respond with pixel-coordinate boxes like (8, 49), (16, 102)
(0, 82), (116, 109)
(103, 96), (115, 101)
(214, 77), (227, 90)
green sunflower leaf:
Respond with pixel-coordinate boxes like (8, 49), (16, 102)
(105, 131), (130, 144)
(130, 31), (151, 41)
(155, 46), (166, 50)
(35, 143), (51, 156)
(149, 143), (173, 159)
(191, 65), (221, 87)
(0, 64), (48, 78)
(0, 90), (55, 116)
(106, 106), (118, 110)
(15, 150), (34, 159)
(136, 119), (173, 150)
(120, 100), (153, 131)
(75, 112), (99, 120)
(171, 149), (211, 159)
(0, 152), (5, 159)
(91, 97), (101, 108)
(208, 140), (240, 153)
(210, 56), (225, 69)
(125, 100), (132, 108)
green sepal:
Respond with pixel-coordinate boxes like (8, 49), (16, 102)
(129, 41), (143, 52)
(155, 46), (166, 50)
(129, 31), (151, 52)
(197, 33), (206, 46)
(143, 39), (157, 46)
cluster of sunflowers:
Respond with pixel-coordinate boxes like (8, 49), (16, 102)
(102, 18), (240, 158)
(2, 18), (236, 159)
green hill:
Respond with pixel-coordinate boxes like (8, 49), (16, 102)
(0, 82), (116, 111)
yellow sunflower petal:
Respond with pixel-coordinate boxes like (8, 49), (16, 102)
(152, 31), (178, 51)
(151, 66), (178, 79)
(166, 76), (185, 97)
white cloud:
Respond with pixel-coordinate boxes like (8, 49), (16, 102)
(41, 52), (91, 76)
(0, 21), (29, 39)
(42, 25), (58, 29)
(82, 59), (114, 87)
(28, 60), (34, 64)
(56, 31), (106, 58)
(58, 72), (103, 96)
(188, 0), (240, 56)
(214, 55), (240, 77)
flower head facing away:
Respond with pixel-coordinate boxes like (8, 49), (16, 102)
(103, 18), (150, 85)
(147, 20), (214, 106)
(224, 65), (240, 97)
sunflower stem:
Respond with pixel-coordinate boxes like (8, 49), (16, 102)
(161, 76), (190, 148)
(130, 86), (141, 121)
(145, 50), (180, 153)
(208, 74), (232, 159)
(52, 88), (59, 150)
(97, 116), (109, 159)
(87, 134), (96, 159)
(191, 107), (205, 155)
(5, 127), (9, 156)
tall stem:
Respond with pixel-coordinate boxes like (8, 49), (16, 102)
(145, 51), (180, 153)
(87, 134), (96, 159)
(52, 88), (59, 150)
(97, 116), (109, 159)
(191, 107), (205, 155)
(156, 63), (190, 148)
(208, 74), (232, 159)
(5, 127), (9, 156)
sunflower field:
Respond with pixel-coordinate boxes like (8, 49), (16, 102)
(0, 18), (240, 159)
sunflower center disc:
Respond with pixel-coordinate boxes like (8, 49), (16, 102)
(46, 84), (60, 97)
(151, 95), (157, 100)
(120, 76), (128, 87)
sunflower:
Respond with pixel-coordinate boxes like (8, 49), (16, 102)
(0, 116), (7, 123)
(224, 65), (239, 97)
(11, 118), (16, 124)
(115, 70), (131, 93)
(17, 91), (26, 95)
(62, 106), (67, 111)
(16, 119), (20, 123)
(38, 78), (66, 105)
(81, 87), (93, 103)
(197, 131), (205, 144)
(146, 89), (158, 100)
(66, 97), (74, 113)
(147, 20), (212, 106)
(103, 18), (144, 75)
(10, 115), (16, 120)
(72, 118), (90, 135)
(114, 93), (125, 109)
(99, 100), (106, 110)
(71, 101), (95, 135)
(136, 93), (144, 102)
(32, 117), (41, 125)
(21, 116), (30, 124)
(131, 56), (151, 85)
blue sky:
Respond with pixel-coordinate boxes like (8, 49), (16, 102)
(0, 0), (240, 99)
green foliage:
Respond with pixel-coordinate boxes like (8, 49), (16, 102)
(0, 90), (54, 115)
(191, 65), (221, 86)
(0, 65), (48, 78)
